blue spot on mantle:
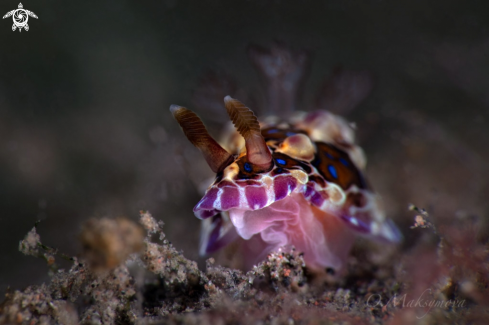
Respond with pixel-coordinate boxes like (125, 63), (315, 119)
(276, 159), (286, 166)
(244, 162), (252, 172)
(328, 165), (338, 179)
(339, 158), (349, 167)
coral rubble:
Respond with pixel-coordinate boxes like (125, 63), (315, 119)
(1, 210), (487, 324)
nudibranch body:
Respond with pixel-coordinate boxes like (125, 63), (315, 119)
(171, 96), (400, 275)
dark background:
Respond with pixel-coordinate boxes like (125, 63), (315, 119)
(1, 0), (489, 296)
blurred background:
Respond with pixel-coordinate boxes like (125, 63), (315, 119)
(1, 0), (489, 296)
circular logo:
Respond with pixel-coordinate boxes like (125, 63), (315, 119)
(13, 9), (28, 27)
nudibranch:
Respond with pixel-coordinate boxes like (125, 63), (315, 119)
(170, 96), (400, 275)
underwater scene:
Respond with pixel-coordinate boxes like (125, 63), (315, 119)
(0, 1), (488, 324)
